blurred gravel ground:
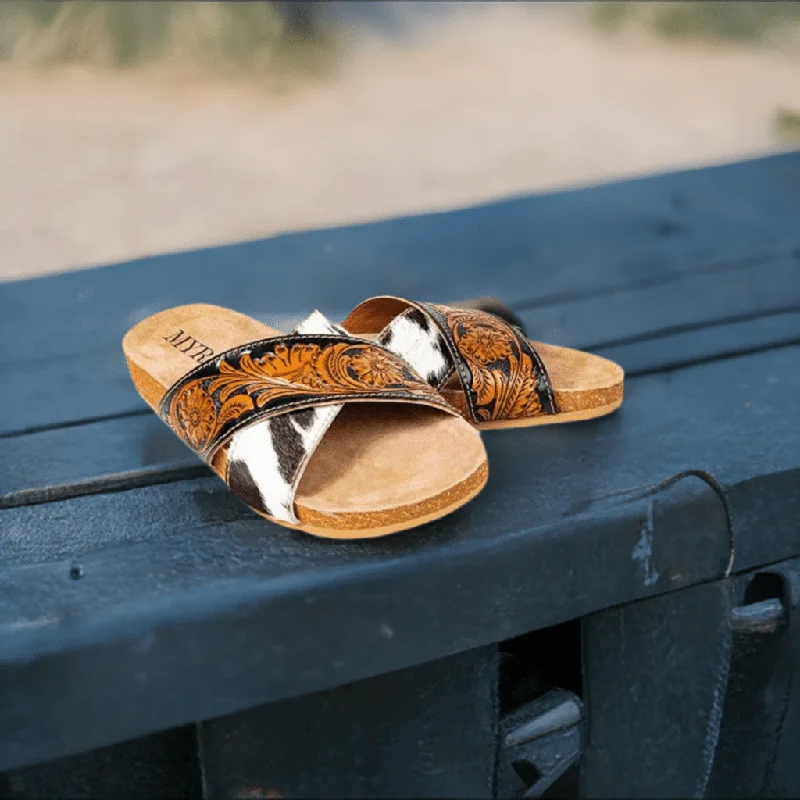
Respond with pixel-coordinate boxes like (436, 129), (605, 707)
(1, 2), (799, 282)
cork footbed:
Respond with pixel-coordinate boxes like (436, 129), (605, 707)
(440, 340), (624, 430)
(122, 304), (488, 539)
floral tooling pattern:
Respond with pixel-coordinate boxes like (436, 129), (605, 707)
(429, 305), (557, 423)
(164, 338), (449, 455)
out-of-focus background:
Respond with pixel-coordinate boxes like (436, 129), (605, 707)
(1, 0), (799, 283)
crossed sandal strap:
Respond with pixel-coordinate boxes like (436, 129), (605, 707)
(159, 310), (456, 524)
(342, 296), (559, 425)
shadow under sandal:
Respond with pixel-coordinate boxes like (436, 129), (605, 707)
(123, 304), (488, 538)
(341, 296), (624, 430)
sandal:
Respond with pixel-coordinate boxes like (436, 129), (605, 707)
(340, 296), (624, 430)
(123, 304), (488, 538)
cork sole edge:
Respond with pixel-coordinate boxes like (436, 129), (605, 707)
(262, 459), (488, 539)
(475, 395), (623, 431)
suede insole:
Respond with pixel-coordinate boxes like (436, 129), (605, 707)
(123, 304), (488, 538)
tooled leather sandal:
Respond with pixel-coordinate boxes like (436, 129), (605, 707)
(123, 304), (488, 538)
(340, 296), (624, 430)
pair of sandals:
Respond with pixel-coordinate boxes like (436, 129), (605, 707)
(123, 297), (624, 539)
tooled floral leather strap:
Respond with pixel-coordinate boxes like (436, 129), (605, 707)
(342, 296), (558, 425)
(159, 311), (455, 524)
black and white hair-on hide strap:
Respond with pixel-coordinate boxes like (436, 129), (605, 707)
(377, 308), (452, 388)
(226, 311), (348, 525)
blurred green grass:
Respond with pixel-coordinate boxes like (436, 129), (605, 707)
(591, 2), (800, 45)
(0, 1), (337, 75)
(774, 107), (800, 142)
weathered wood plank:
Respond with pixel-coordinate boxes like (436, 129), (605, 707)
(596, 309), (800, 376)
(2, 247), (797, 438)
(517, 250), (799, 350)
(0, 415), (196, 500)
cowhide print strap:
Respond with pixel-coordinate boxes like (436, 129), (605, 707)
(225, 311), (345, 525)
(377, 306), (453, 388)
(376, 301), (559, 425)
(160, 311), (453, 524)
